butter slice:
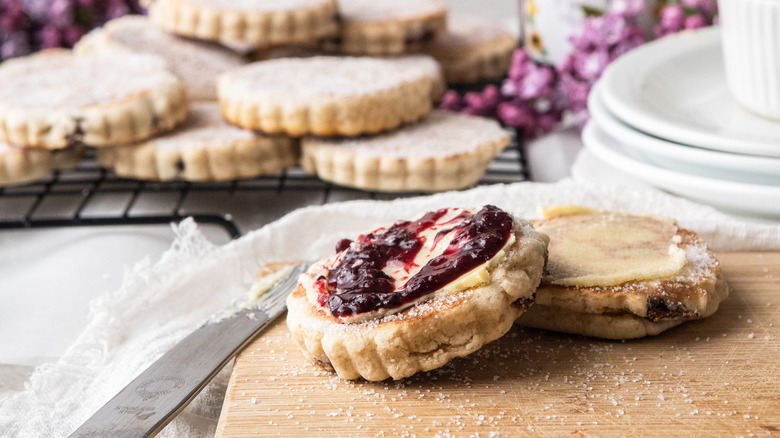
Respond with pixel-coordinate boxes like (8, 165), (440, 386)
(437, 233), (515, 296)
(537, 209), (686, 287)
(538, 204), (599, 219)
(247, 264), (296, 301)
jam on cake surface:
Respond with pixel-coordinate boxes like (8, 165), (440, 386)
(305, 205), (515, 323)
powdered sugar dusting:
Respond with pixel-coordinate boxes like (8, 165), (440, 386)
(432, 14), (514, 49)
(620, 234), (718, 297)
(85, 16), (245, 100)
(221, 56), (429, 100)
(678, 238), (716, 281)
(389, 54), (442, 82)
(259, 49), (443, 93)
(143, 102), (258, 151)
(304, 110), (508, 158)
(0, 50), (178, 108)
(338, 0), (446, 22)
(185, 0), (333, 12)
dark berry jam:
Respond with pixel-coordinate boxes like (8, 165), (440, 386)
(323, 205), (513, 320)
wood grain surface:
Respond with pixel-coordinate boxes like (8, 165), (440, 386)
(216, 252), (780, 437)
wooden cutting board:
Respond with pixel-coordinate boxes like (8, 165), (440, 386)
(216, 252), (780, 437)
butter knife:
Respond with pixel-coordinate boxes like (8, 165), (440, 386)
(69, 262), (310, 438)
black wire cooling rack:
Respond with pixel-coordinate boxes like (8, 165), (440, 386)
(0, 134), (529, 238)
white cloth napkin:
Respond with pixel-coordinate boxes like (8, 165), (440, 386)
(3, 180), (779, 437)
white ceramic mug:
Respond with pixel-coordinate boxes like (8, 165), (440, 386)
(719, 0), (780, 120)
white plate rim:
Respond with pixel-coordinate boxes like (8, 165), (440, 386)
(581, 121), (780, 217)
(599, 27), (780, 158)
(588, 83), (780, 179)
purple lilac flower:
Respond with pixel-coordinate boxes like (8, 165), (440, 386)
(463, 88), (496, 117)
(439, 91), (464, 112)
(502, 51), (563, 138)
(682, 0), (718, 15)
(610, 29), (645, 60)
(1, 0), (33, 60)
(442, 0), (720, 137)
(610, 0), (645, 17)
(598, 15), (631, 46)
(655, 0), (718, 38)
(0, 0), (145, 59)
(1, 0), (26, 29)
(39, 23), (63, 49)
(536, 111), (561, 134)
(573, 49), (610, 82)
(559, 73), (590, 113)
(21, 0), (49, 22)
(684, 15), (708, 29)
(519, 62), (556, 99)
(48, 0), (73, 26)
(1, 31), (28, 58)
(503, 60), (555, 101)
(440, 49), (562, 139)
(497, 101), (537, 133)
(557, 6), (646, 127)
(105, 0), (132, 20)
(660, 5), (686, 29)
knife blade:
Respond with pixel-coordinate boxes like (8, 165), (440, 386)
(69, 261), (310, 438)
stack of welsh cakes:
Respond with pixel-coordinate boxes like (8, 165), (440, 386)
(0, 0), (518, 192)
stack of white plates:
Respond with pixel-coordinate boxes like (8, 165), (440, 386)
(580, 27), (780, 218)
